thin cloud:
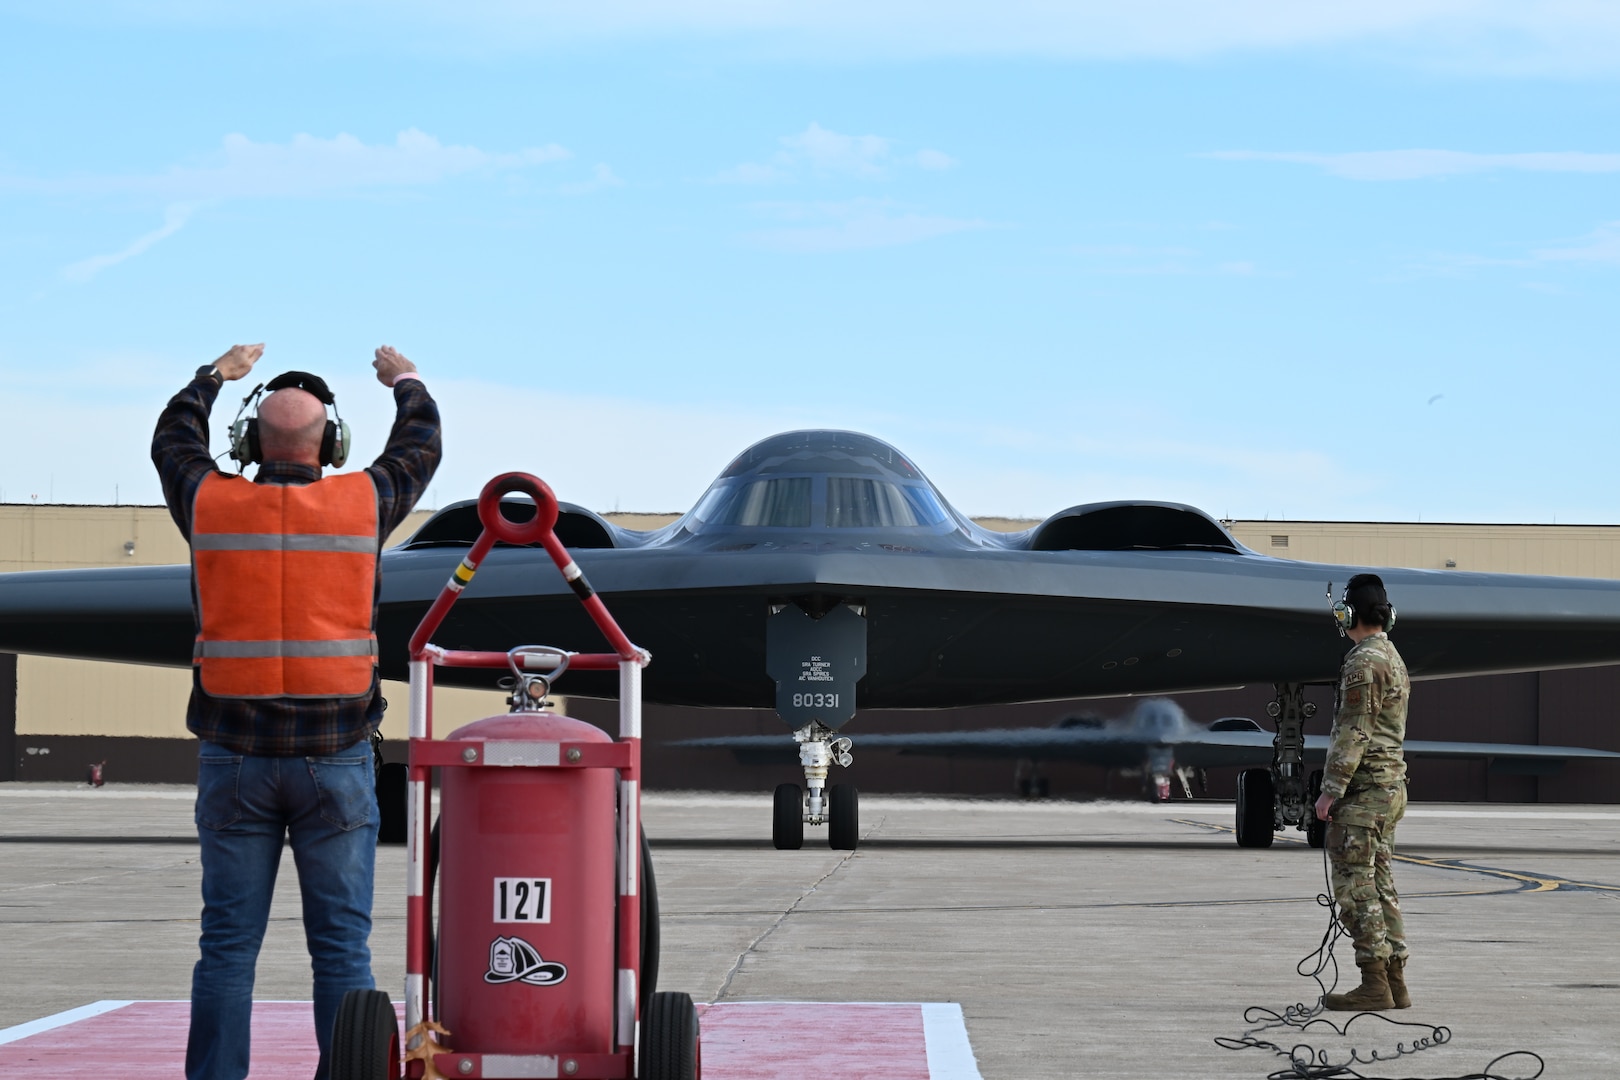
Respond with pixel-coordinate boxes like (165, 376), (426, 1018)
(1533, 221), (1620, 264)
(559, 162), (626, 195)
(54, 4), (1620, 75)
(715, 123), (956, 185)
(1208, 149), (1620, 181)
(745, 198), (987, 253)
(1395, 220), (1620, 279)
(62, 203), (196, 282)
(782, 123), (891, 177)
(6, 128), (571, 200)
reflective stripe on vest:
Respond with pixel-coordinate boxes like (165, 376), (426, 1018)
(191, 471), (380, 700)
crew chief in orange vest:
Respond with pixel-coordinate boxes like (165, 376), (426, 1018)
(152, 342), (442, 1080)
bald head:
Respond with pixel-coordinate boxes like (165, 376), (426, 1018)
(257, 388), (328, 466)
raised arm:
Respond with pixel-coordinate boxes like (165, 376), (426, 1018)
(151, 343), (263, 538)
(367, 345), (443, 537)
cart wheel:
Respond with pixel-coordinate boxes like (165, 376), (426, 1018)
(330, 989), (399, 1080)
(828, 784), (859, 850)
(772, 783), (803, 850)
(641, 991), (699, 1080)
(640, 827), (660, 1024)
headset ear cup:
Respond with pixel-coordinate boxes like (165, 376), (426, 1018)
(1386, 606), (1397, 631)
(329, 420), (350, 468)
(231, 418), (262, 465)
(1332, 600), (1354, 632)
(319, 420), (337, 467)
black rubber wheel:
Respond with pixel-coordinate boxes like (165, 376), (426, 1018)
(773, 783), (804, 850)
(330, 988), (399, 1080)
(427, 818), (441, 1018)
(829, 784), (859, 850)
(376, 762), (408, 845)
(1306, 769), (1327, 849)
(1235, 768), (1276, 848)
(641, 991), (699, 1080)
(640, 827), (660, 1024)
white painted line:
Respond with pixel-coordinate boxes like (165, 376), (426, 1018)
(0, 1000), (133, 1045)
(922, 1002), (984, 1080)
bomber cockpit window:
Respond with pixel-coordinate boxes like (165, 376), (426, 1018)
(826, 477), (949, 528)
(691, 477), (812, 527)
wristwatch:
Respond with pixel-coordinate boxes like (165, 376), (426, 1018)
(195, 364), (223, 386)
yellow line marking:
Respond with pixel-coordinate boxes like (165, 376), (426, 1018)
(1171, 817), (1620, 895)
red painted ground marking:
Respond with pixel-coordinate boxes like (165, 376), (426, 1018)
(0, 999), (980, 1079)
(697, 1002), (930, 1080)
(0, 1001), (330, 1078)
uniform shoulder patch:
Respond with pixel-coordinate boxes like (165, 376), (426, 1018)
(1345, 686), (1364, 708)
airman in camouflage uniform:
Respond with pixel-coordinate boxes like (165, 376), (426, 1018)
(1315, 573), (1411, 1012)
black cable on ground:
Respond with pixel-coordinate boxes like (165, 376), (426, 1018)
(1215, 836), (1545, 1080)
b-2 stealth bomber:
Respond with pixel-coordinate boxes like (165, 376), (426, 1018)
(5, 429), (1620, 849)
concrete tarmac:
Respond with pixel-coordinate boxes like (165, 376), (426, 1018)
(3, 783), (1617, 1078)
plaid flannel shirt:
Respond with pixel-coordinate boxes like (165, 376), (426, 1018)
(152, 373), (442, 756)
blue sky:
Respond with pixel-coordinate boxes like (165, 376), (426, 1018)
(2, 3), (1618, 523)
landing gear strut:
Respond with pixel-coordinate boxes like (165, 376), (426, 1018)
(1235, 682), (1318, 848)
(772, 722), (858, 850)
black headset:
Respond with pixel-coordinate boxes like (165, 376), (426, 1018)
(1332, 580), (1397, 637)
(228, 371), (351, 469)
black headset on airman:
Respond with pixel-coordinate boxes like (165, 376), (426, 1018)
(1332, 573), (1397, 637)
(227, 371), (351, 469)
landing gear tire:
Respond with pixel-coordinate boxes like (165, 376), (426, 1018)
(1306, 769), (1327, 849)
(329, 989), (399, 1080)
(829, 784), (859, 850)
(1235, 767), (1276, 849)
(641, 990), (700, 1080)
(772, 783), (804, 850)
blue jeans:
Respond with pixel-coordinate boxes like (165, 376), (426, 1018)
(186, 739), (379, 1080)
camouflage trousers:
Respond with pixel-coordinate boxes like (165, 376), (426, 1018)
(1326, 779), (1408, 965)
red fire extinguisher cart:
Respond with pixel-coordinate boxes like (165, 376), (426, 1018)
(331, 472), (700, 1080)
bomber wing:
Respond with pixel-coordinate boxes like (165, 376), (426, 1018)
(670, 729), (1620, 773)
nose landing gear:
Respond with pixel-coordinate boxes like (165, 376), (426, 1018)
(771, 723), (858, 850)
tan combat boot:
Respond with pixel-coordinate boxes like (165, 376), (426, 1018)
(1386, 955), (1411, 1009)
(1323, 958), (1395, 1012)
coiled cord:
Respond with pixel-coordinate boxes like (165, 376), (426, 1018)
(1215, 839), (1545, 1080)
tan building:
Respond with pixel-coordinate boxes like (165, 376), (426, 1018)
(1225, 519), (1620, 579)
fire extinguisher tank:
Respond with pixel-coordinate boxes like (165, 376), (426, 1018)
(438, 712), (617, 1055)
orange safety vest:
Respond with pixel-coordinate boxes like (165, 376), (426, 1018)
(191, 471), (380, 699)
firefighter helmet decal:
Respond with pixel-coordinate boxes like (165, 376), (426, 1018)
(484, 935), (568, 986)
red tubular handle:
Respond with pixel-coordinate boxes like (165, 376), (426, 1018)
(477, 471), (559, 544)
(408, 472), (645, 666)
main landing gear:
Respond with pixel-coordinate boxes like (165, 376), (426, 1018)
(1235, 683), (1327, 849)
(772, 722), (859, 850)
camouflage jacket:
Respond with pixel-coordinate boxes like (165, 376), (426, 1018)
(1322, 632), (1409, 800)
